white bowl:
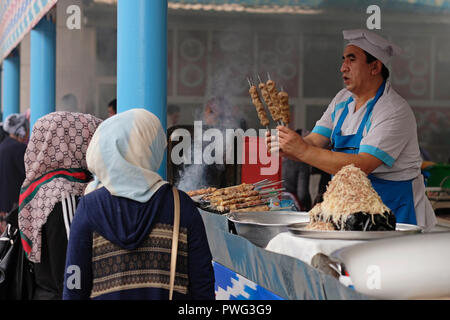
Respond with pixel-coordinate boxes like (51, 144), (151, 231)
(330, 232), (450, 299)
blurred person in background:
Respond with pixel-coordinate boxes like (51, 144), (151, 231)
(60, 94), (79, 113)
(0, 113), (29, 233)
(0, 122), (7, 144)
(63, 108), (215, 300)
(18, 112), (102, 299)
(107, 98), (117, 118)
(167, 104), (181, 128)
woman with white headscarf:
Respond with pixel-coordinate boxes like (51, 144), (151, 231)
(19, 112), (102, 299)
(63, 108), (215, 300)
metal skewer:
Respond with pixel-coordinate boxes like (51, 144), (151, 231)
(259, 187), (285, 195)
(266, 73), (284, 127)
(248, 76), (270, 134)
(255, 180), (284, 190)
(257, 74), (277, 128)
(257, 73), (263, 84)
(253, 179), (270, 186)
(247, 77), (253, 88)
(255, 179), (283, 188)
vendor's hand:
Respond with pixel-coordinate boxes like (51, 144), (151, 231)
(265, 129), (286, 158)
(273, 126), (308, 161)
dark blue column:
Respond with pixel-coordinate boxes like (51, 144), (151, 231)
(117, 0), (168, 178)
(30, 18), (56, 129)
(2, 51), (20, 122)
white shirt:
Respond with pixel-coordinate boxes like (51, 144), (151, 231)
(312, 80), (436, 230)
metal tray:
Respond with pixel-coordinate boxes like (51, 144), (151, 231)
(287, 222), (423, 240)
(227, 211), (309, 226)
(190, 194), (204, 202)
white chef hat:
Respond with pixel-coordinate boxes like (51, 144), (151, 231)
(343, 29), (402, 66)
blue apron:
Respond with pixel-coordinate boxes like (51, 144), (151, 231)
(331, 82), (417, 225)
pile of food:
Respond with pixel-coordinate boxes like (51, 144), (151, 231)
(306, 164), (396, 231)
(186, 181), (284, 214)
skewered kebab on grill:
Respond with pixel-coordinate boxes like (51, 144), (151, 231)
(207, 188), (283, 212)
(187, 187), (217, 197)
(208, 183), (255, 197)
(217, 199), (269, 212)
(208, 190), (261, 203)
(204, 181), (283, 199)
(189, 180), (283, 201)
(217, 195), (262, 207)
(188, 182), (284, 213)
(208, 188), (284, 204)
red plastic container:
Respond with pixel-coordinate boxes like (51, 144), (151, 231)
(240, 136), (282, 184)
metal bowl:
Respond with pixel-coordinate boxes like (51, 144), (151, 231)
(226, 211), (309, 247)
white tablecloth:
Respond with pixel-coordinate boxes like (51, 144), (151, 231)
(265, 232), (366, 265)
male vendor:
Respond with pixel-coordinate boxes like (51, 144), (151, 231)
(268, 29), (436, 230)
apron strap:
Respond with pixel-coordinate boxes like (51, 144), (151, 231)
(332, 81), (386, 148)
(331, 96), (353, 145)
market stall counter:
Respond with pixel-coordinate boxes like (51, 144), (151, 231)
(199, 209), (370, 300)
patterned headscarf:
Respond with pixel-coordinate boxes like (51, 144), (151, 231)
(4, 113), (28, 139)
(19, 112), (102, 263)
(84, 108), (168, 202)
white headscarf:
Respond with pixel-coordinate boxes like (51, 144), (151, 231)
(85, 108), (168, 202)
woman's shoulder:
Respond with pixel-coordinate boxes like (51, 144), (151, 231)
(174, 187), (199, 214)
(169, 187), (202, 222)
(82, 186), (111, 202)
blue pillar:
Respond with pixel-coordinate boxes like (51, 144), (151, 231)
(2, 51), (20, 122)
(30, 18), (56, 129)
(117, 0), (168, 178)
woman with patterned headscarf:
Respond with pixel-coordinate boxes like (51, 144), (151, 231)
(63, 108), (215, 300)
(18, 112), (102, 300)
(0, 113), (29, 233)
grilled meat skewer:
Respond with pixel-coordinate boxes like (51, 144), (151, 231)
(218, 195), (262, 207)
(266, 80), (283, 124)
(278, 90), (290, 125)
(208, 183), (255, 197)
(217, 199), (269, 212)
(258, 82), (282, 123)
(208, 190), (261, 203)
(187, 187), (217, 197)
(249, 85), (270, 127)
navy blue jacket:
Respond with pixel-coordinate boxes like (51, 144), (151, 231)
(0, 136), (26, 212)
(63, 184), (215, 300)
